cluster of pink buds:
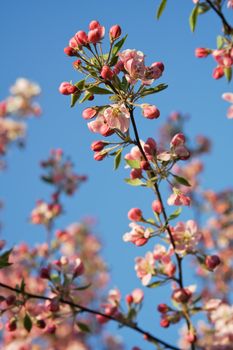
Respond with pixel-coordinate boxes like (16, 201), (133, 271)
(195, 46), (233, 81)
(31, 199), (62, 226)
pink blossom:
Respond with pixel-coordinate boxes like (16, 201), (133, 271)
(227, 0), (233, 8)
(131, 288), (144, 303)
(167, 188), (191, 206)
(222, 92), (233, 119)
(88, 113), (113, 136)
(135, 252), (155, 285)
(123, 222), (151, 246)
(172, 220), (202, 256)
(103, 104), (130, 132)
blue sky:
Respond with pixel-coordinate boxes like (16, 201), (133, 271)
(1, 1), (233, 349)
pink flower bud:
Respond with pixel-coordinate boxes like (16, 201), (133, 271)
(212, 66), (224, 79)
(94, 151), (107, 161)
(186, 330), (197, 344)
(128, 208), (143, 221)
(140, 160), (150, 170)
(195, 48), (211, 58)
(205, 255), (221, 271)
(88, 94), (94, 101)
(59, 82), (78, 95)
(126, 294), (133, 305)
(131, 288), (144, 304)
(48, 299), (60, 312)
(64, 47), (76, 56)
(96, 314), (109, 324)
(130, 168), (142, 179)
(152, 61), (164, 72)
(142, 105), (160, 119)
(82, 107), (97, 120)
(113, 60), (124, 74)
(40, 267), (50, 279)
(89, 20), (100, 30)
(109, 25), (122, 41)
(157, 303), (169, 313)
(172, 288), (191, 303)
(73, 59), (82, 69)
(88, 25), (105, 44)
(101, 65), (114, 80)
(6, 295), (16, 306)
(160, 317), (170, 328)
(135, 237), (148, 246)
(170, 133), (185, 147)
(6, 320), (17, 332)
(152, 200), (162, 214)
(75, 31), (88, 46)
(91, 140), (106, 152)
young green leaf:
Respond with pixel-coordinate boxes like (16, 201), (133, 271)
(111, 35), (128, 57)
(77, 322), (91, 333)
(140, 83), (168, 97)
(79, 92), (93, 103)
(114, 148), (122, 170)
(156, 0), (167, 20)
(0, 249), (13, 269)
(125, 159), (141, 169)
(224, 67), (232, 82)
(171, 174), (191, 187)
(87, 86), (112, 95)
(217, 35), (224, 50)
(124, 178), (145, 186)
(24, 313), (33, 332)
(168, 207), (182, 221)
(147, 280), (166, 288)
(189, 4), (199, 32)
(71, 91), (81, 107)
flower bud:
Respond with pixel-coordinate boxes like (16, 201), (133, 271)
(172, 288), (191, 303)
(152, 61), (164, 72)
(59, 82), (78, 95)
(160, 317), (170, 328)
(157, 303), (169, 313)
(75, 31), (88, 46)
(88, 94), (94, 101)
(96, 314), (109, 324)
(140, 160), (150, 170)
(36, 319), (46, 329)
(128, 208), (142, 221)
(101, 65), (114, 80)
(186, 330), (197, 344)
(126, 294), (133, 305)
(6, 295), (16, 306)
(170, 133), (185, 147)
(205, 255), (221, 271)
(152, 200), (162, 214)
(212, 66), (224, 79)
(6, 320), (17, 332)
(73, 258), (85, 277)
(64, 47), (76, 56)
(40, 267), (50, 279)
(46, 324), (56, 334)
(89, 20), (100, 30)
(195, 48), (211, 58)
(82, 107), (97, 120)
(73, 59), (82, 69)
(130, 168), (142, 179)
(109, 25), (122, 41)
(142, 105), (160, 119)
(91, 140), (106, 152)
(94, 151), (107, 161)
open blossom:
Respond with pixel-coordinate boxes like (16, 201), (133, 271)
(31, 200), (62, 225)
(227, 0), (233, 8)
(104, 104), (130, 132)
(10, 78), (41, 99)
(88, 113), (113, 136)
(172, 220), (202, 256)
(123, 222), (151, 246)
(167, 188), (191, 206)
(118, 49), (163, 85)
(135, 252), (155, 285)
(222, 92), (233, 119)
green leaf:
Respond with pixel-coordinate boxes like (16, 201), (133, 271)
(71, 91), (81, 108)
(140, 83), (168, 97)
(77, 322), (91, 333)
(124, 178), (145, 186)
(171, 174), (191, 187)
(41, 175), (53, 184)
(109, 55), (118, 67)
(75, 79), (86, 90)
(197, 3), (210, 14)
(125, 159), (141, 169)
(224, 67), (232, 82)
(114, 148), (122, 170)
(217, 35), (224, 50)
(156, 0), (167, 19)
(87, 86), (112, 95)
(168, 207), (182, 221)
(147, 280), (165, 288)
(0, 249), (13, 269)
(189, 4), (199, 32)
(24, 313), (32, 332)
(79, 92), (93, 103)
(111, 35), (128, 57)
